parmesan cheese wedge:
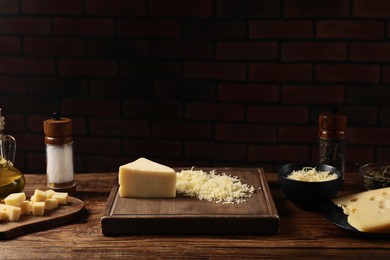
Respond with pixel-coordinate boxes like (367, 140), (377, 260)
(118, 158), (176, 198)
(333, 187), (390, 233)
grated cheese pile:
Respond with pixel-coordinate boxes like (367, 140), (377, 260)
(176, 168), (256, 204)
(287, 167), (338, 182)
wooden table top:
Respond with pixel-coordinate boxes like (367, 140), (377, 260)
(2, 171), (390, 259)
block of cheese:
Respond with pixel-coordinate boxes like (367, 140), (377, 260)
(0, 210), (6, 221)
(32, 189), (47, 202)
(45, 189), (55, 199)
(31, 201), (45, 216)
(119, 157), (176, 198)
(4, 192), (26, 207)
(5, 205), (21, 221)
(333, 187), (390, 233)
(52, 192), (68, 205)
(45, 198), (59, 210)
(20, 201), (32, 215)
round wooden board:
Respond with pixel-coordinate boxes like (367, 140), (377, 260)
(0, 196), (85, 239)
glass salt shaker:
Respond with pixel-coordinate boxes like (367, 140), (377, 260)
(319, 109), (347, 183)
(44, 113), (76, 194)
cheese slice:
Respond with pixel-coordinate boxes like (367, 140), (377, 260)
(333, 187), (390, 233)
(118, 158), (176, 198)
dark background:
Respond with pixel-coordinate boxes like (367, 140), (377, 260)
(0, 0), (389, 174)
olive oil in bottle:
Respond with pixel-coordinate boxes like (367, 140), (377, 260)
(0, 109), (25, 199)
(0, 158), (25, 199)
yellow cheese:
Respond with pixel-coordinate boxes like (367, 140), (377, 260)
(20, 201), (32, 215)
(4, 192), (26, 207)
(52, 192), (68, 205)
(5, 205), (21, 221)
(32, 189), (47, 202)
(31, 201), (45, 216)
(45, 198), (58, 210)
(0, 190), (70, 221)
(118, 158), (176, 198)
(0, 210), (6, 221)
(333, 187), (390, 233)
(45, 189), (55, 199)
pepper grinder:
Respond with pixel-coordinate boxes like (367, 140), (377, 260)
(319, 109), (347, 183)
(44, 113), (76, 194)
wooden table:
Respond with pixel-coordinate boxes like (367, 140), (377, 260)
(2, 172), (389, 259)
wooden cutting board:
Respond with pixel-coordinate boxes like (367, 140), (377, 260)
(101, 168), (279, 235)
(0, 197), (84, 239)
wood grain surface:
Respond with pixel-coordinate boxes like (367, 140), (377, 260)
(1, 171), (390, 259)
(0, 196), (84, 239)
(102, 168), (279, 235)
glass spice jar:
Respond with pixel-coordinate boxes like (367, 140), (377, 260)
(44, 113), (76, 195)
(319, 109), (347, 183)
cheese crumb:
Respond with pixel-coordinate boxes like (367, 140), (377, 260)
(287, 167), (338, 182)
(176, 169), (256, 204)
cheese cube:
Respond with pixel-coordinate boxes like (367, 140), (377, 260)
(31, 189), (47, 202)
(31, 201), (45, 216)
(5, 205), (21, 221)
(119, 157), (176, 198)
(4, 192), (26, 207)
(45, 189), (55, 199)
(0, 204), (6, 211)
(333, 187), (390, 233)
(20, 201), (32, 215)
(45, 198), (58, 210)
(0, 211), (6, 221)
(52, 192), (68, 205)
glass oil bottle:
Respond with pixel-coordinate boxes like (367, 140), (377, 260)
(0, 109), (25, 199)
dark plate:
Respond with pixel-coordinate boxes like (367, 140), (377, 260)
(322, 202), (390, 238)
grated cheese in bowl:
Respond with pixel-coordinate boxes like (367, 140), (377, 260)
(287, 167), (338, 182)
(176, 168), (256, 204)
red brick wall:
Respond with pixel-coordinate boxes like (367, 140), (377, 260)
(0, 0), (389, 173)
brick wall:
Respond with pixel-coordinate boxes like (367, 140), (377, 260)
(0, 0), (389, 174)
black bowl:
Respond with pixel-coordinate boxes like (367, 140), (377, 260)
(278, 163), (342, 210)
